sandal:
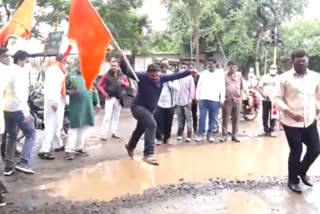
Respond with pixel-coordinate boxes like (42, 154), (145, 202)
(125, 144), (134, 159)
(38, 152), (55, 160)
(142, 155), (159, 166)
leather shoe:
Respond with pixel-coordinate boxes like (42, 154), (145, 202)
(299, 175), (313, 187)
(232, 137), (240, 143)
(112, 134), (121, 139)
(287, 182), (302, 194)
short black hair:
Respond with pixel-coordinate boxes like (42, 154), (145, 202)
(180, 61), (188, 66)
(160, 63), (168, 69)
(291, 50), (307, 61)
(13, 50), (29, 64)
(228, 61), (236, 66)
(207, 57), (217, 64)
(147, 63), (160, 73)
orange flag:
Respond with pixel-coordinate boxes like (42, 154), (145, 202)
(68, 0), (112, 89)
(0, 0), (36, 46)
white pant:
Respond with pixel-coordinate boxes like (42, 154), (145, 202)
(100, 97), (122, 136)
(40, 100), (65, 153)
(65, 126), (89, 153)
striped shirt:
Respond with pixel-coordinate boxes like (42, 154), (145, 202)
(175, 75), (195, 106)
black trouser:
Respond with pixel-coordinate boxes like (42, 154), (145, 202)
(191, 100), (198, 133)
(1, 132), (6, 157)
(262, 100), (276, 133)
(128, 105), (156, 157)
(283, 121), (320, 184)
(0, 134), (8, 194)
(154, 106), (174, 142)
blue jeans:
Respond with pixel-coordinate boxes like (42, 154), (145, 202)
(198, 100), (220, 136)
(4, 111), (36, 167)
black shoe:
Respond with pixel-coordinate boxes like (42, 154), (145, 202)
(75, 149), (89, 156)
(111, 134), (121, 139)
(38, 152), (55, 160)
(4, 167), (15, 176)
(299, 175), (313, 187)
(232, 137), (240, 143)
(287, 182), (302, 194)
(0, 194), (6, 207)
(54, 146), (65, 152)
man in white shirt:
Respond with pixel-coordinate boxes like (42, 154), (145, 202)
(154, 62), (179, 145)
(0, 47), (10, 206)
(274, 50), (320, 194)
(38, 55), (67, 160)
(258, 64), (279, 135)
(175, 62), (195, 142)
(4, 50), (36, 176)
(196, 58), (225, 142)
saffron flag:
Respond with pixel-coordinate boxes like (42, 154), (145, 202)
(0, 0), (36, 46)
(68, 0), (112, 89)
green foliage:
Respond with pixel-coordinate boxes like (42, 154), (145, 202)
(281, 19), (320, 57)
(162, 0), (307, 69)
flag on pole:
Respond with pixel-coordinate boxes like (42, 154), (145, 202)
(68, 0), (112, 89)
(0, 0), (36, 46)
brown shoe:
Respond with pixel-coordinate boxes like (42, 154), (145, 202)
(125, 144), (134, 159)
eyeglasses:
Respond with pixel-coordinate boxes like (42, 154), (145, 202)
(0, 55), (10, 58)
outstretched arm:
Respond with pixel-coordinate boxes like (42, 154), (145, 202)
(120, 60), (144, 80)
(161, 70), (192, 83)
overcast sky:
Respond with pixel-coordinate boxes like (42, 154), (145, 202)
(304, 0), (320, 20)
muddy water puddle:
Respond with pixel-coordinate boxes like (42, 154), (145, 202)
(41, 136), (320, 201)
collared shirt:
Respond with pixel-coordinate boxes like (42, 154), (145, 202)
(175, 75), (194, 106)
(259, 74), (279, 100)
(196, 69), (225, 102)
(4, 64), (30, 114)
(44, 64), (66, 106)
(158, 71), (179, 108)
(274, 69), (320, 128)
(225, 71), (243, 103)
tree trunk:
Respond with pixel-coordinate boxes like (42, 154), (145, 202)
(195, 26), (200, 71)
(255, 30), (264, 77)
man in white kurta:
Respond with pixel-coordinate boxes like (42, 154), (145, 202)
(38, 56), (67, 160)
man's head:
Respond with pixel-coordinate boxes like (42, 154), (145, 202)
(13, 50), (29, 67)
(160, 63), (168, 74)
(110, 59), (119, 69)
(56, 54), (68, 70)
(161, 58), (169, 67)
(0, 47), (10, 65)
(269, 64), (277, 76)
(147, 63), (160, 83)
(188, 62), (194, 70)
(228, 61), (236, 73)
(179, 62), (188, 72)
(291, 50), (308, 75)
(207, 57), (217, 72)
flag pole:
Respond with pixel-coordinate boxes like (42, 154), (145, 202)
(104, 26), (139, 82)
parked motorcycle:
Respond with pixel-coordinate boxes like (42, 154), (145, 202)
(242, 87), (260, 121)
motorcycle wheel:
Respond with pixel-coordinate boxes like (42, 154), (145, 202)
(243, 109), (258, 121)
